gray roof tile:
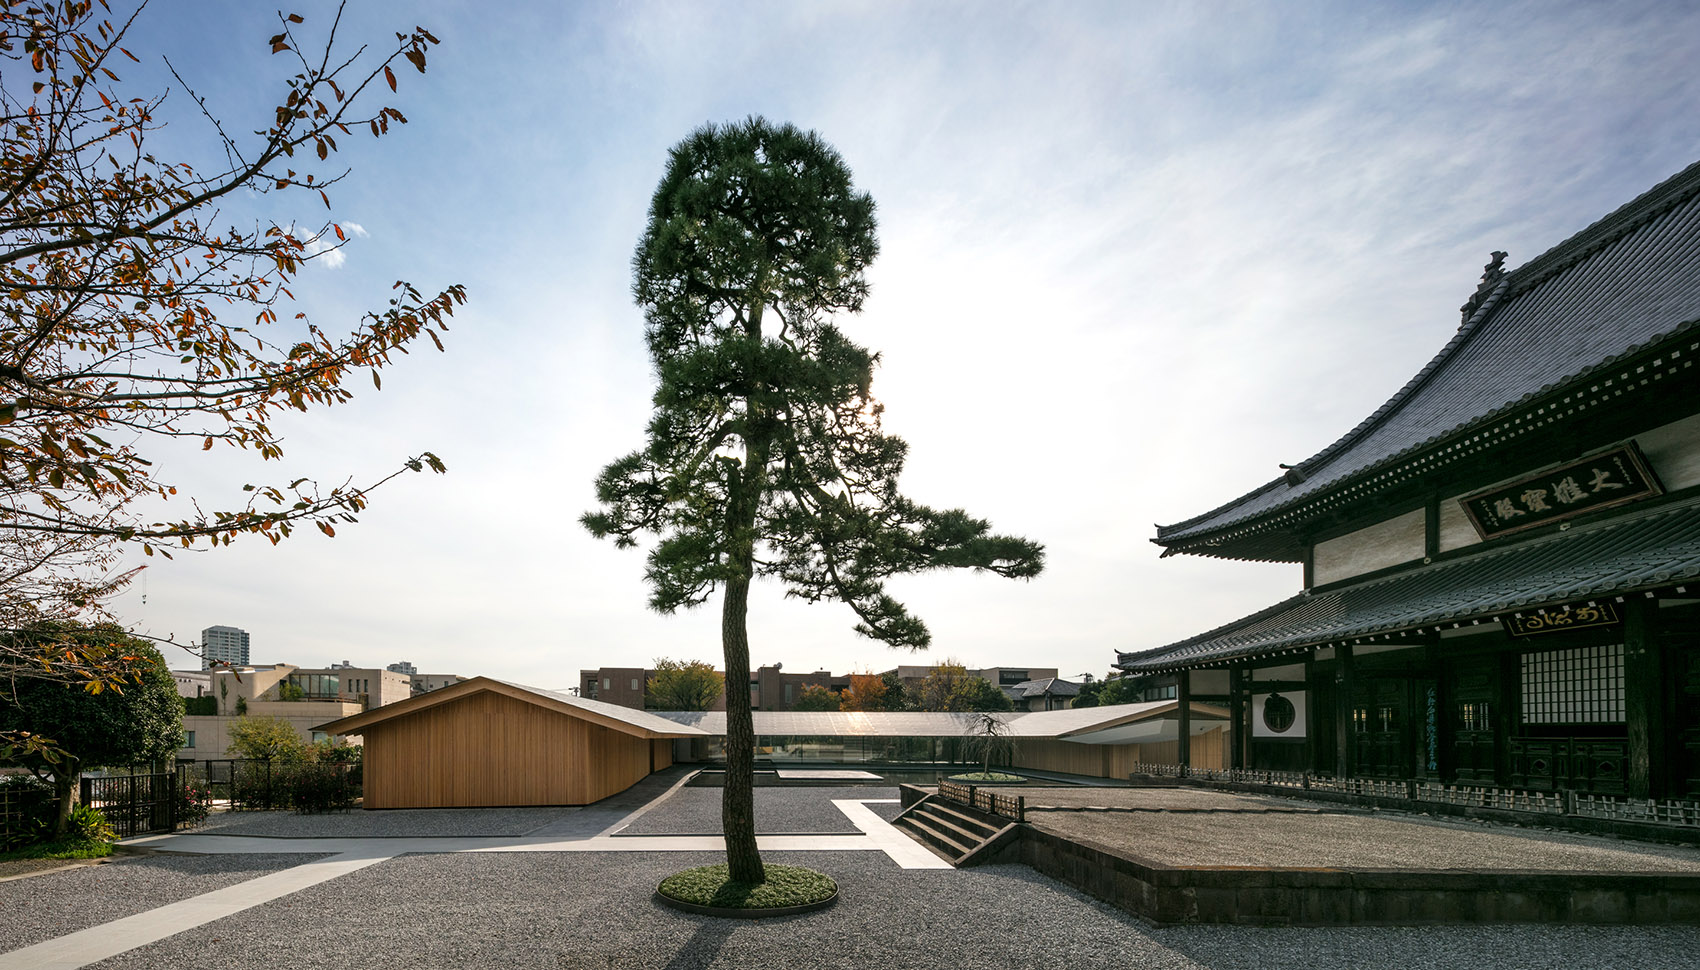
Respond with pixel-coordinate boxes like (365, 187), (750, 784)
(1159, 160), (1700, 553)
(1122, 497), (1700, 672)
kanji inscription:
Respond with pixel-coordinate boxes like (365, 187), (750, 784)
(1461, 444), (1661, 539)
(1506, 601), (1621, 637)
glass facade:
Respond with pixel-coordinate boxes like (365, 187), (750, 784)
(286, 673), (341, 699)
(691, 735), (981, 764)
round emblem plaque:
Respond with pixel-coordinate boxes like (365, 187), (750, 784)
(1262, 692), (1296, 733)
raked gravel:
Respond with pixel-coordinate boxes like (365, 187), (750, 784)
(616, 785), (899, 835)
(1017, 786), (1328, 812)
(1031, 808), (1700, 870)
(67, 850), (1700, 970)
(0, 853), (322, 954)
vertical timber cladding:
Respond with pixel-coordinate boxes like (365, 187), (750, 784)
(363, 690), (653, 808)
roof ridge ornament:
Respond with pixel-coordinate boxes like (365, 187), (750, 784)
(1460, 250), (1509, 324)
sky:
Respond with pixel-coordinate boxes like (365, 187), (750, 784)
(86, 0), (1700, 688)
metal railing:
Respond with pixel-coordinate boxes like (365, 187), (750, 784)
(1128, 763), (1700, 829)
(80, 772), (175, 838)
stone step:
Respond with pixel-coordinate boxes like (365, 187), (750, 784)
(913, 803), (1000, 843)
(897, 813), (974, 859)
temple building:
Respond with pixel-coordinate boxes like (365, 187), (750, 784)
(1116, 161), (1700, 800)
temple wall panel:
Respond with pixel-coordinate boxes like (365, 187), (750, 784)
(1312, 509), (1425, 586)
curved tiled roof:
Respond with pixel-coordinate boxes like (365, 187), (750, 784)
(1122, 496), (1700, 673)
(1158, 159), (1700, 555)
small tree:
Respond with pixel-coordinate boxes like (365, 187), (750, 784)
(837, 672), (887, 712)
(0, 626), (184, 834)
(0, 1), (463, 688)
(951, 676), (1014, 713)
(227, 715), (309, 763)
(1072, 680), (1103, 708)
(644, 658), (724, 711)
(962, 711), (1014, 775)
(915, 662), (970, 712)
(584, 118), (1043, 884)
(791, 683), (840, 711)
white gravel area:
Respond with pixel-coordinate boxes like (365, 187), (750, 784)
(191, 806), (579, 838)
(60, 851), (1700, 970)
(0, 853), (323, 953)
(1031, 809), (1700, 871)
(617, 786), (899, 835)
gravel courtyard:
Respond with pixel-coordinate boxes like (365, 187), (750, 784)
(7, 777), (1700, 969)
(53, 850), (1700, 970)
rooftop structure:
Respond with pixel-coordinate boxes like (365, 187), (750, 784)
(1118, 160), (1700, 798)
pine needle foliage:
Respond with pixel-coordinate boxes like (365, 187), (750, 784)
(584, 117), (1044, 883)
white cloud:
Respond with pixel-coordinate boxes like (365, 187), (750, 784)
(299, 221), (369, 269)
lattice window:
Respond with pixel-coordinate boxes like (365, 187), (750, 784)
(1520, 642), (1624, 724)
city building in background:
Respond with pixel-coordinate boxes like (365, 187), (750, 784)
(578, 662), (1068, 711)
(177, 661), (460, 761)
(200, 625), (250, 670)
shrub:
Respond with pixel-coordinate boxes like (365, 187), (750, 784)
(183, 696), (218, 716)
(174, 781), (213, 828)
(281, 763), (359, 814)
(657, 864), (836, 909)
(64, 804), (115, 845)
(0, 774), (56, 851)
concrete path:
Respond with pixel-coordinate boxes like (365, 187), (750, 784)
(0, 794), (944, 970)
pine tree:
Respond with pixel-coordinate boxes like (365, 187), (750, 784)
(584, 118), (1043, 884)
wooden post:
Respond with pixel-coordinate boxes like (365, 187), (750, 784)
(1625, 596), (1665, 800)
(1335, 644), (1354, 778)
(1177, 670), (1192, 774)
(1229, 667), (1244, 770)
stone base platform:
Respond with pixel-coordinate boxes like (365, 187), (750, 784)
(979, 786), (1700, 925)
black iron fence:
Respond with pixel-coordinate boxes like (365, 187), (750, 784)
(176, 759), (359, 813)
(80, 771), (175, 839)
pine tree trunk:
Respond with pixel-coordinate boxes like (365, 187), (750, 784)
(721, 569), (765, 883)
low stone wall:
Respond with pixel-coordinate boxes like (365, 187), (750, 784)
(1017, 824), (1700, 926)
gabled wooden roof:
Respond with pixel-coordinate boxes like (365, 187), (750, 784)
(1157, 159), (1700, 561)
(313, 677), (708, 739)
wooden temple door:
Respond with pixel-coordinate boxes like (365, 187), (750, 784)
(1352, 679), (1411, 778)
(1448, 662), (1498, 784)
(1673, 631), (1700, 797)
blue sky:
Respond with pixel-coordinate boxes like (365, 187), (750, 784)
(102, 1), (1700, 687)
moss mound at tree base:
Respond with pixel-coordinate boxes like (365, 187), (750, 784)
(656, 864), (838, 916)
(946, 771), (1026, 784)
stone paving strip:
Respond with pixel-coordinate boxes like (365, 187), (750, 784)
(190, 805), (579, 838)
(616, 784), (901, 835)
(0, 854), (322, 956)
(1029, 808), (1700, 870)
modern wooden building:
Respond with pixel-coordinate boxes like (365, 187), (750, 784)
(315, 678), (705, 809)
(1117, 161), (1700, 800)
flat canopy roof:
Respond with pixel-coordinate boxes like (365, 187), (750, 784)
(651, 701), (1226, 739)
